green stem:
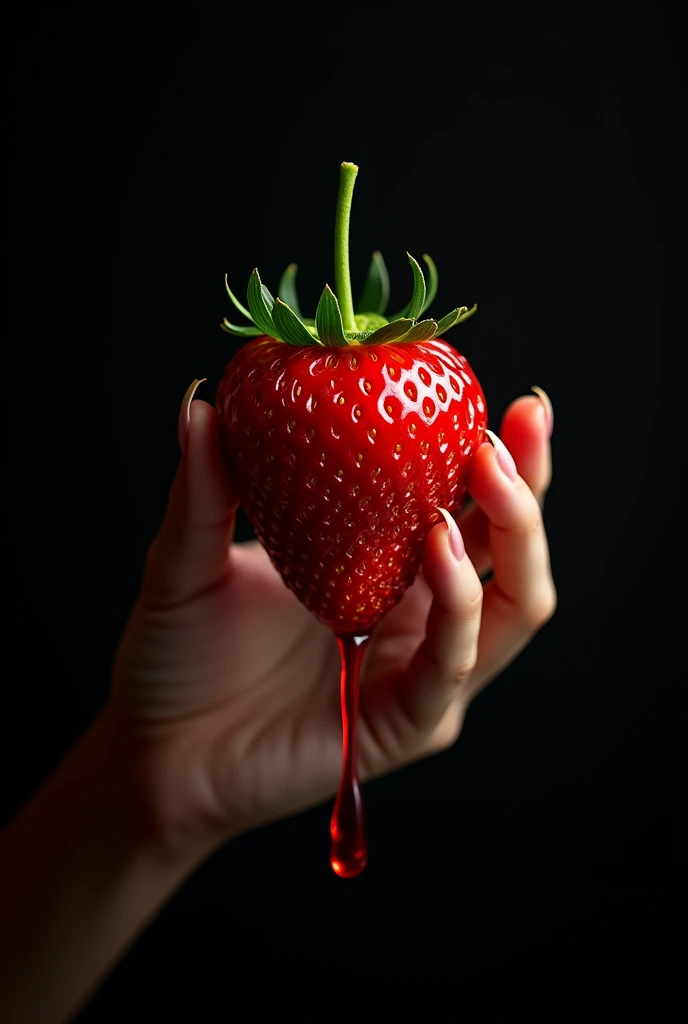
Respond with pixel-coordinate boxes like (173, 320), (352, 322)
(334, 161), (359, 332)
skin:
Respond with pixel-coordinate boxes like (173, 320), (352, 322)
(113, 391), (555, 846)
(0, 389), (555, 1024)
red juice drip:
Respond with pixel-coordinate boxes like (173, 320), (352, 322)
(330, 633), (369, 878)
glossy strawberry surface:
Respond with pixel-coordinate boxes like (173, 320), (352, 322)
(216, 335), (487, 637)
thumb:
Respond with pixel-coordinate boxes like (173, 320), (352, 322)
(140, 379), (240, 608)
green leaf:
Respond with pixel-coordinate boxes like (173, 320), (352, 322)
(225, 274), (254, 323)
(247, 269), (281, 339)
(419, 254), (438, 315)
(389, 253), (438, 319)
(459, 302), (478, 322)
(272, 298), (320, 347)
(399, 319), (438, 343)
(277, 263), (303, 320)
(434, 307), (466, 335)
(435, 303), (478, 335)
(356, 250), (390, 315)
(220, 318), (264, 337)
(395, 253), (426, 320)
(315, 285), (349, 347)
(361, 318), (414, 345)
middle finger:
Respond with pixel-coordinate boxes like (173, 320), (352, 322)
(463, 432), (557, 700)
(460, 389), (553, 576)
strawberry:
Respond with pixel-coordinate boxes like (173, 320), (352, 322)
(216, 163), (487, 638)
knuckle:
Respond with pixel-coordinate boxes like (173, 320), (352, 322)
(461, 585), (484, 623)
(520, 507), (544, 539)
(429, 704), (465, 753)
(513, 486), (544, 537)
(523, 580), (558, 630)
(539, 476), (553, 507)
(449, 655), (478, 688)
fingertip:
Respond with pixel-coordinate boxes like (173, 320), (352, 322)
(485, 429), (518, 481)
(166, 395), (240, 546)
(494, 391), (553, 501)
(185, 399), (236, 496)
(422, 517), (450, 591)
(500, 394), (544, 437)
(531, 386), (554, 437)
(422, 512), (479, 618)
(468, 436), (521, 516)
(178, 378), (207, 456)
(468, 435), (497, 486)
(500, 388), (553, 444)
(436, 507), (466, 561)
(187, 396), (218, 444)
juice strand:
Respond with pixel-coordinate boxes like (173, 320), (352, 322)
(330, 634), (369, 878)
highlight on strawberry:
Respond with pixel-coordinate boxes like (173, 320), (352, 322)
(215, 161), (487, 639)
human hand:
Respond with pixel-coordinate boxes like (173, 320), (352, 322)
(108, 382), (556, 863)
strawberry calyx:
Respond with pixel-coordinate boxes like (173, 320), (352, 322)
(221, 162), (477, 348)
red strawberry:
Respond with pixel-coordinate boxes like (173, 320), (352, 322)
(216, 163), (487, 638)
(216, 335), (485, 635)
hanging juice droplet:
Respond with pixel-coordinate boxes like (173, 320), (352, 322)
(330, 633), (369, 878)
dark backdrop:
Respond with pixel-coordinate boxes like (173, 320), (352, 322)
(4, 1), (684, 1019)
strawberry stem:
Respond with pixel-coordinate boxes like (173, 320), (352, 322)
(334, 162), (359, 332)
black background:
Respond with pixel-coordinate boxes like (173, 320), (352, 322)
(4, 1), (685, 1019)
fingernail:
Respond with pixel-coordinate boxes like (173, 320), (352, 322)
(484, 429), (518, 481)
(437, 507), (465, 561)
(178, 378), (207, 456)
(531, 385), (554, 438)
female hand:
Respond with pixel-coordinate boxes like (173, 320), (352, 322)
(109, 383), (556, 860)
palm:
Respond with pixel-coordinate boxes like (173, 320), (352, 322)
(112, 538), (435, 842)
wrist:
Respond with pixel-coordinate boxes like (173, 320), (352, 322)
(0, 707), (214, 1023)
(89, 704), (221, 873)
